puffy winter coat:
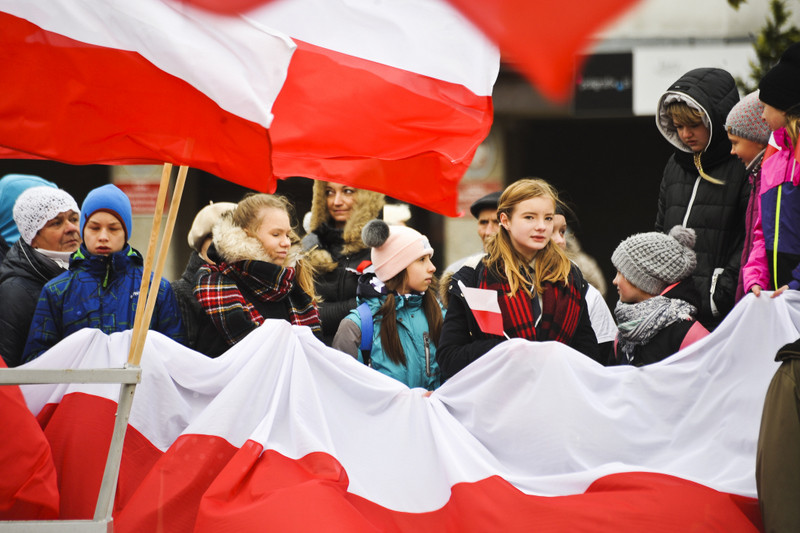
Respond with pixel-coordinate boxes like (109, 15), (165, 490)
(655, 68), (749, 329)
(335, 273), (442, 390)
(0, 240), (67, 366)
(301, 180), (384, 345)
(23, 244), (185, 362)
(743, 128), (800, 292)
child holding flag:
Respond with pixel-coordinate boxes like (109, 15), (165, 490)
(436, 178), (599, 381)
(332, 219), (443, 390)
(743, 42), (800, 299)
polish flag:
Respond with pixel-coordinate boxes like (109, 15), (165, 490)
(0, 0), (295, 185)
(10, 293), (795, 530)
(251, 0), (499, 215)
(0, 0), (498, 216)
(459, 280), (506, 337)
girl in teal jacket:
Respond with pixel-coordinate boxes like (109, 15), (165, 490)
(333, 220), (443, 390)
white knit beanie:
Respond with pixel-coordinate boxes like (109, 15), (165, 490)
(13, 186), (80, 246)
(611, 226), (697, 295)
(362, 219), (433, 282)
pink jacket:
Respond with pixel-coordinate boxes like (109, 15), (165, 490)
(742, 128), (800, 292)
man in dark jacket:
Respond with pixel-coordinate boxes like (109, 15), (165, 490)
(654, 68), (749, 330)
(0, 186), (80, 367)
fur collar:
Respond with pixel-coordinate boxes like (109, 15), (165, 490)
(307, 180), (384, 257)
(212, 214), (300, 266)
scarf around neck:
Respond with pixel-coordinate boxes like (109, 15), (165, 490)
(195, 259), (320, 346)
(478, 261), (582, 343)
(614, 296), (696, 363)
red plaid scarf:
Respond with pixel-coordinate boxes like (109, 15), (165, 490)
(479, 262), (582, 343)
(195, 259), (320, 346)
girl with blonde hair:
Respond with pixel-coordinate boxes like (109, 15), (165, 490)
(436, 178), (599, 381)
(194, 193), (320, 357)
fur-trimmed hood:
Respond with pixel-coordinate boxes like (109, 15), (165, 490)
(212, 213), (301, 266)
(303, 181), (384, 272)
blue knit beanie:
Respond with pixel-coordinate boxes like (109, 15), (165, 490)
(0, 174), (57, 243)
(80, 184), (133, 241)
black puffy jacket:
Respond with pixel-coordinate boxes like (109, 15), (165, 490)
(0, 240), (66, 367)
(654, 68), (749, 330)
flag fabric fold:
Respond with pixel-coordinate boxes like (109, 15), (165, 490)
(10, 292), (798, 530)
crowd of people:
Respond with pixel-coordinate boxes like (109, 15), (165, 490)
(0, 41), (797, 531)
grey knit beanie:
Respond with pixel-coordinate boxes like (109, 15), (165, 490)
(611, 226), (697, 295)
(725, 90), (770, 145)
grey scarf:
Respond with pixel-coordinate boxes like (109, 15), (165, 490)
(615, 296), (696, 363)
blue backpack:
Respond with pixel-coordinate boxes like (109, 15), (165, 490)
(356, 302), (373, 366)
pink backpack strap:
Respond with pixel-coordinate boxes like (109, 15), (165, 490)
(680, 321), (709, 351)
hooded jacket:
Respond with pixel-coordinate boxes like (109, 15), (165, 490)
(301, 181), (384, 344)
(0, 240), (67, 366)
(654, 68), (749, 329)
(743, 128), (800, 292)
(23, 244), (185, 362)
(172, 250), (213, 351)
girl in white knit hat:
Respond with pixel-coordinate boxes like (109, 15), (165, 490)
(610, 225), (709, 366)
(332, 219), (442, 390)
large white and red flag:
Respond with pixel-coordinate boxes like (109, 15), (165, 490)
(9, 293), (800, 530)
(0, 0), (499, 215)
(0, 0), (294, 185)
(248, 0), (499, 215)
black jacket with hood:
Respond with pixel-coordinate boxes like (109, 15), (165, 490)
(301, 181), (384, 345)
(654, 68), (749, 330)
(0, 239), (67, 367)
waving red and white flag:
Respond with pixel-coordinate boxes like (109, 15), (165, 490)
(0, 0), (295, 186)
(251, 0), (499, 215)
(11, 293), (798, 530)
(0, 0), (498, 215)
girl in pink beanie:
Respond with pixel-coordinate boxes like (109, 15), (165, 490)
(332, 219), (443, 390)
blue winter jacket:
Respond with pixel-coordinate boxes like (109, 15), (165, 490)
(23, 244), (185, 362)
(344, 274), (443, 390)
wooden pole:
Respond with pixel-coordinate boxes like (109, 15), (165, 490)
(127, 163), (172, 365)
(128, 165), (189, 366)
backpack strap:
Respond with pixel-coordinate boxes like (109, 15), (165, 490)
(357, 302), (373, 366)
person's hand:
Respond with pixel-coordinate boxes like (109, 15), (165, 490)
(422, 390), (433, 398)
(751, 285), (762, 297)
(771, 285), (789, 298)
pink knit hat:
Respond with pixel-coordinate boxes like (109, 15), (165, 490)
(362, 219), (433, 282)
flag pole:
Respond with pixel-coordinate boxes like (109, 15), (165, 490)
(127, 163), (172, 365)
(129, 164), (188, 367)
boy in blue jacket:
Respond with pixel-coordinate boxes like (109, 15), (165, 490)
(23, 184), (185, 362)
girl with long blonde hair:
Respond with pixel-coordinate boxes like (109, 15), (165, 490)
(194, 193), (321, 357)
(436, 178), (599, 380)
